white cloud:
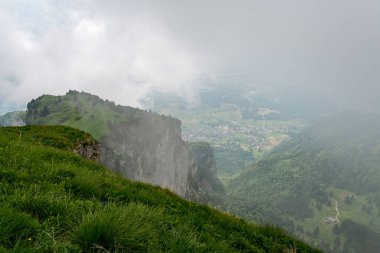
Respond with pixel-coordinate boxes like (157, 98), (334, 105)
(0, 0), (202, 113)
(0, 0), (380, 113)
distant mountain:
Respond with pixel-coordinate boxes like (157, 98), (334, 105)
(24, 90), (224, 203)
(146, 82), (336, 121)
(0, 125), (320, 252)
(0, 110), (26, 126)
(228, 111), (380, 253)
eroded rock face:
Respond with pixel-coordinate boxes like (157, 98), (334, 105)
(186, 142), (226, 201)
(100, 116), (192, 197)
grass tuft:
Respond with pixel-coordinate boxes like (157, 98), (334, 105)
(0, 205), (40, 248)
(72, 203), (160, 252)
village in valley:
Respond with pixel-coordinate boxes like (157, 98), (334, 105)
(181, 115), (306, 156)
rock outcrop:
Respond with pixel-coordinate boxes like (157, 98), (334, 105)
(100, 116), (192, 197)
(74, 138), (101, 162)
(186, 142), (225, 201)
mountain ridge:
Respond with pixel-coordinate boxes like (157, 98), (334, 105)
(24, 90), (224, 202)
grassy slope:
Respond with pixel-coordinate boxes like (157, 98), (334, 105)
(228, 112), (380, 252)
(0, 126), (320, 253)
(26, 92), (123, 139)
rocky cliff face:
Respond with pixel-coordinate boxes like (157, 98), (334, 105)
(24, 91), (223, 199)
(74, 138), (101, 162)
(100, 116), (192, 197)
(186, 142), (225, 203)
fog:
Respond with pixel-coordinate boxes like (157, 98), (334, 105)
(0, 0), (379, 113)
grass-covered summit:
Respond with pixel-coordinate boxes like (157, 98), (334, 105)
(25, 90), (157, 140)
(0, 125), (320, 252)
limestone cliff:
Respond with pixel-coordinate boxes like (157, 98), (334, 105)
(100, 116), (192, 197)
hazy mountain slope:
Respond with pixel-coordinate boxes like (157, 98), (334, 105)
(188, 142), (226, 198)
(24, 91), (223, 201)
(147, 83), (336, 121)
(0, 111), (26, 126)
(228, 111), (380, 252)
(0, 125), (320, 253)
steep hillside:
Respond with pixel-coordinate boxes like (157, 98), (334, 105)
(25, 91), (223, 201)
(0, 125), (320, 252)
(228, 112), (380, 252)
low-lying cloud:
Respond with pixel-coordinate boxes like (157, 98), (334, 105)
(0, 0), (203, 113)
(1, 0), (379, 113)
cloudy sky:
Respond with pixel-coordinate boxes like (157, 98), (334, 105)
(0, 0), (379, 113)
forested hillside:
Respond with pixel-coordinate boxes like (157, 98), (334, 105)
(228, 112), (380, 252)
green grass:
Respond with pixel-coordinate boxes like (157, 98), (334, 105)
(26, 92), (122, 139)
(0, 205), (40, 247)
(72, 204), (160, 252)
(0, 125), (321, 252)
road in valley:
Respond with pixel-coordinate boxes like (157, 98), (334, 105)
(329, 197), (340, 223)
